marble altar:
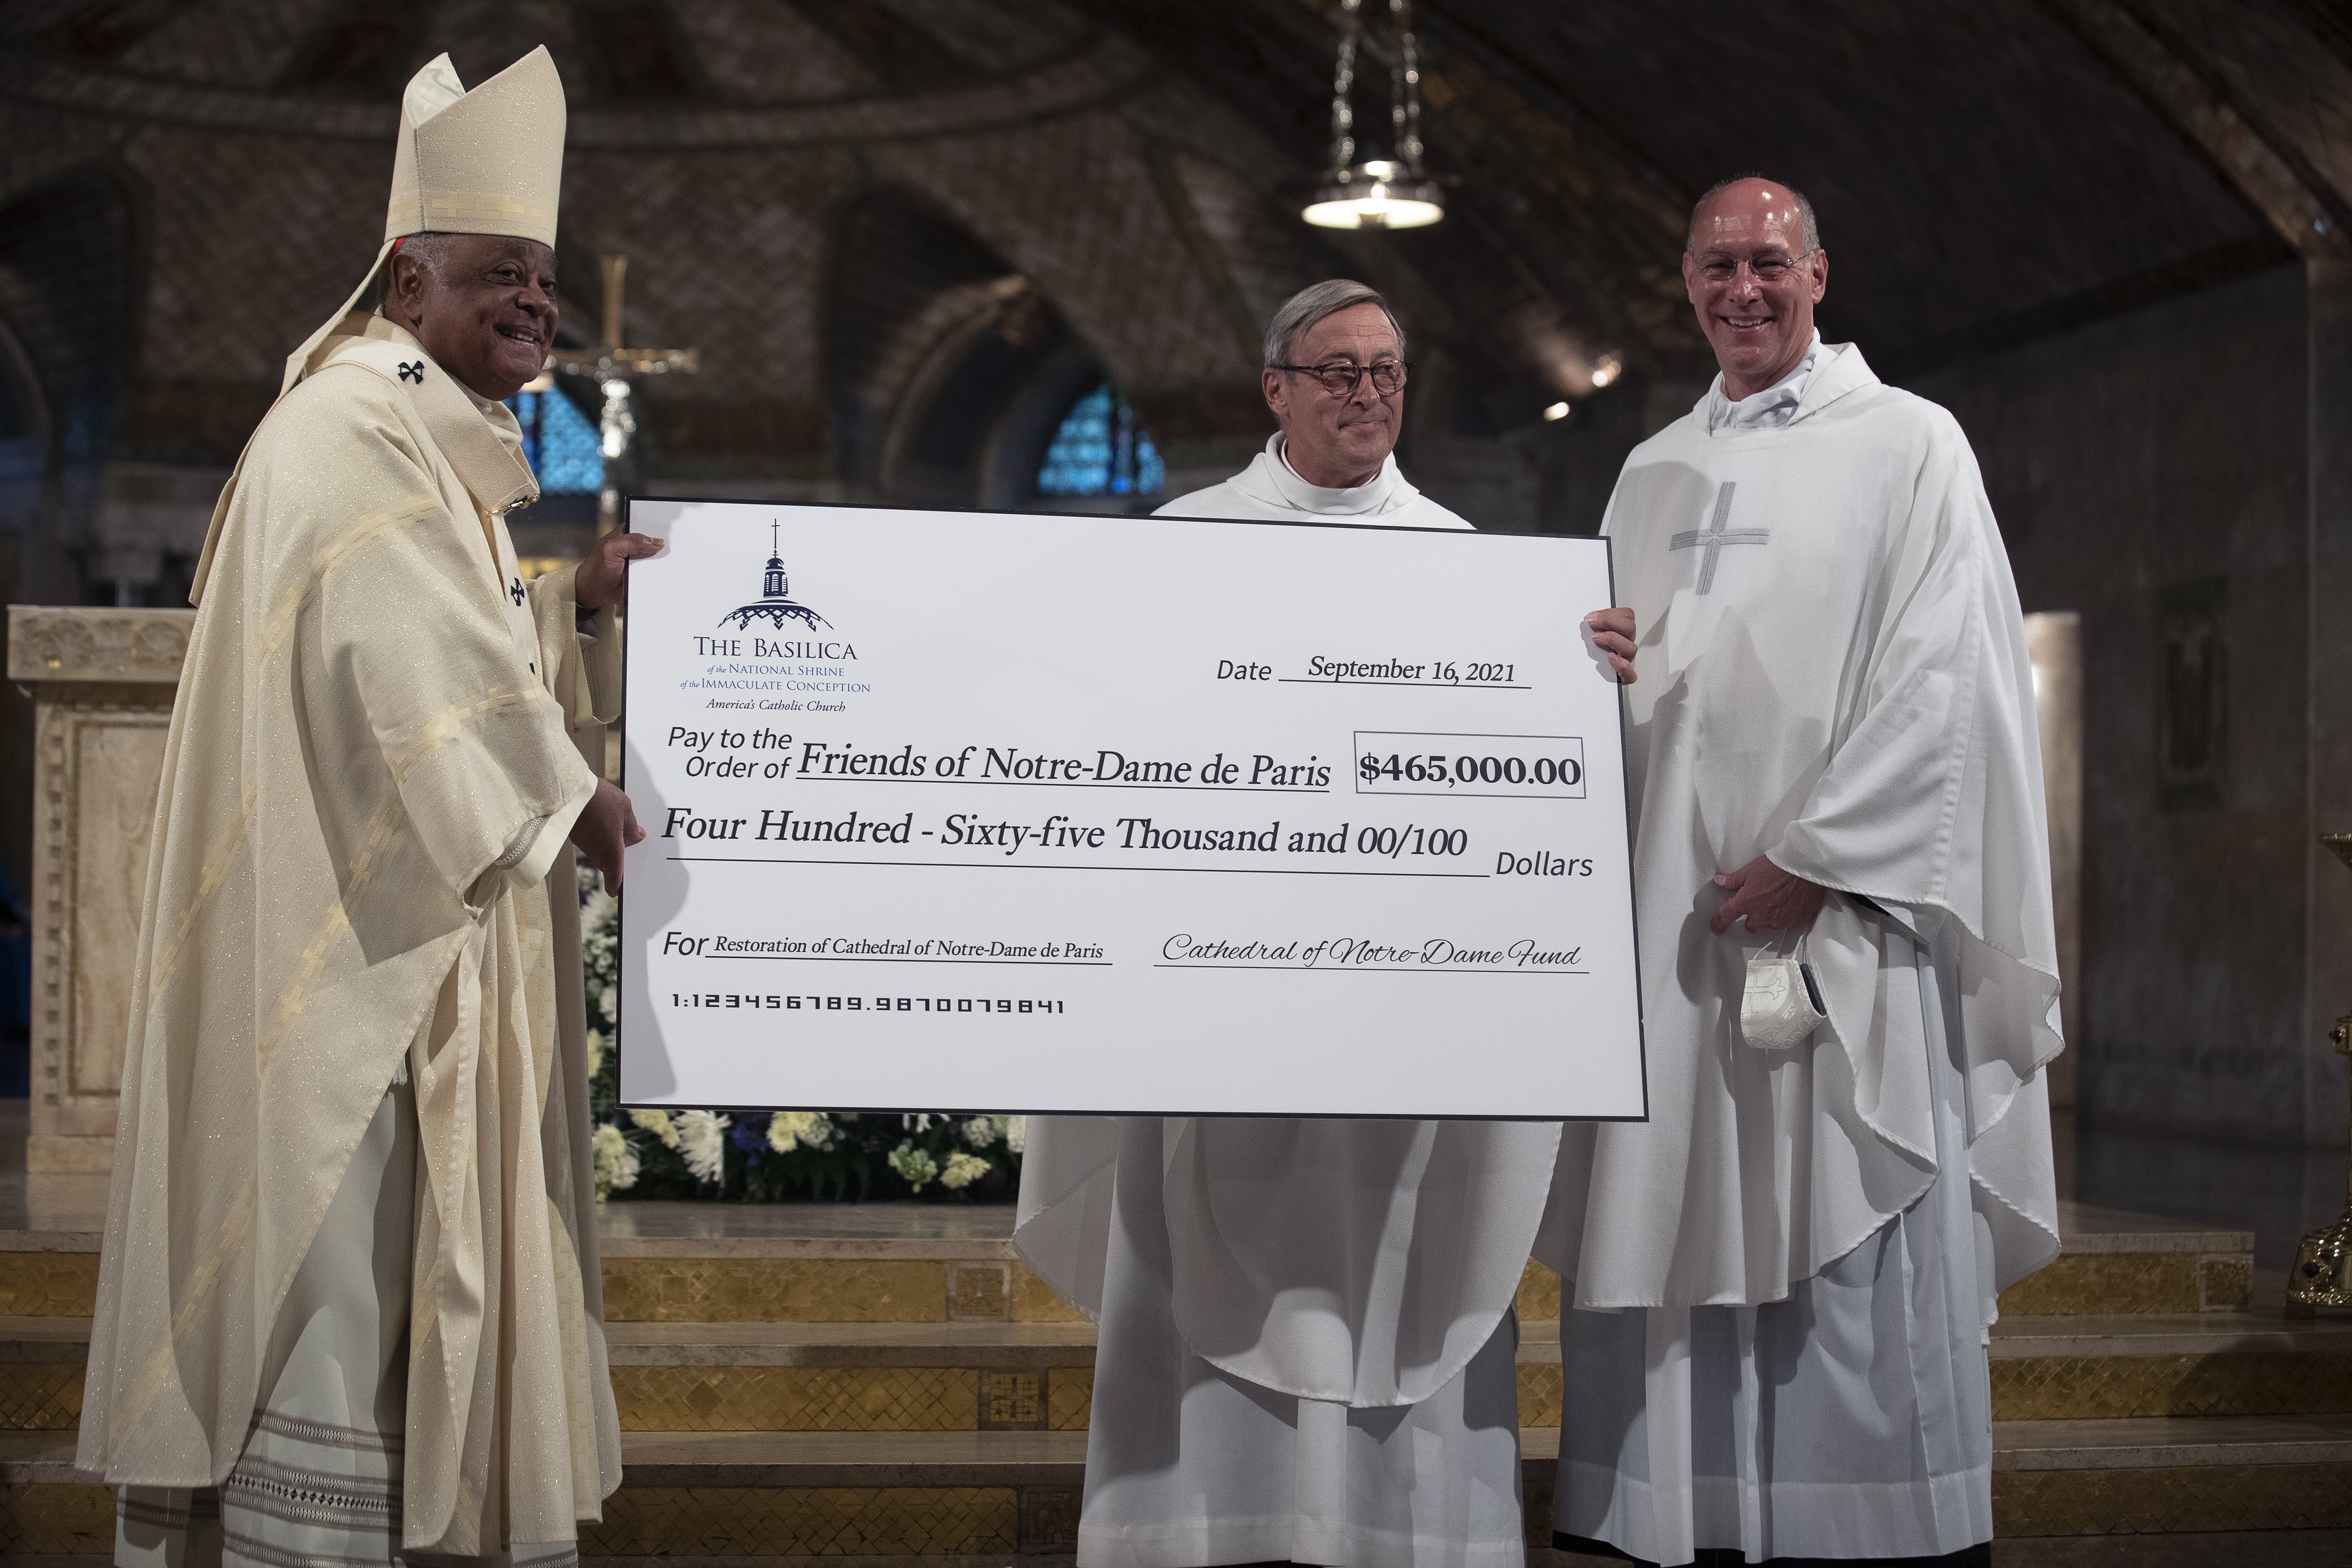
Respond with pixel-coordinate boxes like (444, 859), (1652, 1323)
(4, 606), (192, 1175)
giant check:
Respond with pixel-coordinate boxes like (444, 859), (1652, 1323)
(617, 500), (1645, 1119)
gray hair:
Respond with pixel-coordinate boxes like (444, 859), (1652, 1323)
(376, 231), (462, 309)
(1686, 174), (1820, 255)
(1263, 279), (1406, 368)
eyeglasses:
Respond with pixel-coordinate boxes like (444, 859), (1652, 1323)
(1272, 360), (1411, 396)
(1695, 252), (1814, 285)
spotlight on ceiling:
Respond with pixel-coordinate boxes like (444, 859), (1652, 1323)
(1543, 401), (1572, 422)
(1589, 354), (1623, 389)
(1303, 0), (1444, 231)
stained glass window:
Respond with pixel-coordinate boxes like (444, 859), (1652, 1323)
(1037, 382), (1164, 497)
(503, 385), (603, 494)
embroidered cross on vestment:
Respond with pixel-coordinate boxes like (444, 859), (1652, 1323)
(510, 577), (526, 607)
(397, 361), (425, 384)
(1668, 480), (1770, 595)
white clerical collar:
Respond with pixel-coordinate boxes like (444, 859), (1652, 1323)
(1701, 330), (1824, 433)
(1260, 432), (1406, 515)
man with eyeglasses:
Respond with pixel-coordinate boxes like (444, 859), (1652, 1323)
(1534, 176), (2061, 1566)
(1016, 279), (1635, 1568)
(1145, 277), (1468, 528)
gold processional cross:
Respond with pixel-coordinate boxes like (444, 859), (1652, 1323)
(549, 255), (698, 531)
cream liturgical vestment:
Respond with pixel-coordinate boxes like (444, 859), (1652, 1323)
(80, 310), (625, 1560)
(1535, 341), (2061, 1566)
(1016, 437), (1559, 1568)
(79, 46), (624, 1562)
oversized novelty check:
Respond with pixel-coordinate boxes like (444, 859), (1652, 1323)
(617, 499), (1644, 1119)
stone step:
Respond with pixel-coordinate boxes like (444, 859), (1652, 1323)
(1991, 1415), (2352, 1535)
(0, 1318), (82, 1433)
(602, 1320), (1100, 1434)
(0, 1198), (2249, 1325)
(0, 1230), (1561, 1325)
(597, 1232), (1087, 1326)
(1990, 1307), (2352, 1420)
(1994, 1203), (2253, 1316)
(6, 1416), (2352, 1555)
(0, 1315), (1514, 1436)
(11, 1300), (2341, 1439)
(0, 1229), (2245, 1324)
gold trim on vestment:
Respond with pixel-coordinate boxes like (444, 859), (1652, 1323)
(253, 910), (357, 1079)
(382, 685), (546, 785)
(154, 490), (444, 1002)
(110, 1178), (258, 1447)
(388, 187), (555, 228)
(144, 779), (255, 997)
(259, 494), (445, 663)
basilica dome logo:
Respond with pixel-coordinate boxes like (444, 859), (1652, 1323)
(720, 522), (832, 633)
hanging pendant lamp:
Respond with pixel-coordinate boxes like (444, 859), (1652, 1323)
(1303, 0), (1444, 230)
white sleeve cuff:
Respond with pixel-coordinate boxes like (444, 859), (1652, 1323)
(505, 771), (599, 888)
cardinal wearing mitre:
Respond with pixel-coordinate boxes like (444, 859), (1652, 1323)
(78, 47), (660, 1566)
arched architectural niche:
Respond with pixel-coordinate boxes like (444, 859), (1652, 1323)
(0, 160), (144, 924)
(0, 160), (147, 606)
(862, 115), (1279, 488)
(822, 185), (1102, 509)
(0, 316), (52, 534)
(974, 344), (1121, 513)
(0, 311), (44, 925)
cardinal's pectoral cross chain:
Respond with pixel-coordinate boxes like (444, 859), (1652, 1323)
(1669, 480), (1769, 595)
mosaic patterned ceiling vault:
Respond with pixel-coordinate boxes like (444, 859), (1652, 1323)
(0, 0), (2345, 519)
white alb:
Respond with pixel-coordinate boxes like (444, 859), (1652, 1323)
(1535, 340), (2061, 1565)
(1015, 435), (1554, 1568)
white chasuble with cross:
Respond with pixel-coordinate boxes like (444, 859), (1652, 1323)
(1536, 341), (2063, 1315)
(1527, 340), (2063, 1564)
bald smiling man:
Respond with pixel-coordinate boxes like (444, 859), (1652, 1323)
(1534, 176), (2064, 1568)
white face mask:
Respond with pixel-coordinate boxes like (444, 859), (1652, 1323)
(1740, 949), (1827, 1050)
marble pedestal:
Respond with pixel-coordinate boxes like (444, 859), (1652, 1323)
(4, 606), (192, 1175)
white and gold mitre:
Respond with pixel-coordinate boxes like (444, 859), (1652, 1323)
(384, 47), (564, 247)
(280, 47), (567, 394)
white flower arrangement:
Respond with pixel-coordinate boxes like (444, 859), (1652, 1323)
(888, 1140), (940, 1190)
(581, 877), (1026, 1204)
(679, 1110), (731, 1185)
(630, 1107), (681, 1149)
(592, 1123), (640, 1200)
(768, 1110), (836, 1154)
(938, 1151), (991, 1190)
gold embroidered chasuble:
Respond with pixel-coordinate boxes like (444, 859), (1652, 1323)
(77, 312), (624, 1553)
